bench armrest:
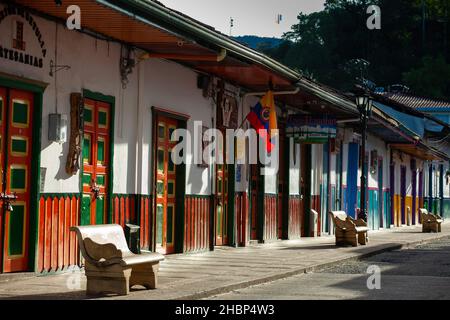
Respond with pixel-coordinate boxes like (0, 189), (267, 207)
(350, 217), (367, 227)
(84, 237), (123, 261)
(333, 217), (356, 230)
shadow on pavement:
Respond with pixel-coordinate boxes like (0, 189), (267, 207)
(318, 237), (450, 300)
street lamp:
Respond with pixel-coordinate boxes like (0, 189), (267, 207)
(355, 91), (373, 222)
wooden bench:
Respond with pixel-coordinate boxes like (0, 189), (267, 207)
(419, 208), (443, 233)
(329, 211), (369, 247)
(70, 224), (164, 296)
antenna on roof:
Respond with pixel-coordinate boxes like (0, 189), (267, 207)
(276, 14), (283, 24)
(229, 17), (234, 36)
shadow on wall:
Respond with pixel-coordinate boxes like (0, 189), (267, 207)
(187, 165), (211, 195)
(39, 135), (72, 182)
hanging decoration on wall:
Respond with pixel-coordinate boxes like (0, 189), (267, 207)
(120, 45), (135, 89)
(216, 80), (238, 129)
(286, 115), (337, 144)
(66, 92), (84, 175)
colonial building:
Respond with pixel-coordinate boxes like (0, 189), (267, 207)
(0, 0), (447, 275)
(378, 91), (450, 219)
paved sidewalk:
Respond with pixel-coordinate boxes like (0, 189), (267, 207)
(0, 222), (449, 300)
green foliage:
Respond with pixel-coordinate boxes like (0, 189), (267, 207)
(263, 0), (450, 100)
(403, 55), (450, 99)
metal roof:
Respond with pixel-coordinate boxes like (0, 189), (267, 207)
(379, 92), (450, 112)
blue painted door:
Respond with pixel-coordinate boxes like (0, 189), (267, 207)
(346, 143), (359, 218)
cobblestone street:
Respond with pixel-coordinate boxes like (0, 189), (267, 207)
(211, 237), (450, 300)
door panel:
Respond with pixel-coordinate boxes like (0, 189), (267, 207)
(154, 116), (178, 254)
(2, 88), (34, 272)
(81, 98), (111, 226)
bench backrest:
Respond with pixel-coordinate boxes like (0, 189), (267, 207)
(70, 224), (131, 263)
(330, 211), (348, 221)
(419, 208), (432, 220)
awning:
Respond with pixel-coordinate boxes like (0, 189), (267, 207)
(373, 101), (425, 138)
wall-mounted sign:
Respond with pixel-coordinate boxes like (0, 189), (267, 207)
(216, 81), (238, 129)
(0, 5), (47, 69)
(286, 115), (337, 144)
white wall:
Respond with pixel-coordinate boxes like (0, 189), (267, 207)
(0, 6), (216, 196)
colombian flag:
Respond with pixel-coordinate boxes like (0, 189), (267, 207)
(246, 91), (278, 153)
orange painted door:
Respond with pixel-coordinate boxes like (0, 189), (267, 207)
(81, 99), (111, 226)
(155, 116), (178, 254)
(1, 88), (34, 272)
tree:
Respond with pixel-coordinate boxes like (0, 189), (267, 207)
(403, 55), (450, 99)
(262, 0), (450, 99)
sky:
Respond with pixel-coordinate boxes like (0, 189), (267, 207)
(158, 0), (326, 38)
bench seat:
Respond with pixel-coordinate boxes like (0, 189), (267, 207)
(71, 224), (164, 296)
(355, 226), (370, 233)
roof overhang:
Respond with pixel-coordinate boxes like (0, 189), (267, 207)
(389, 143), (448, 161)
(9, 0), (299, 91)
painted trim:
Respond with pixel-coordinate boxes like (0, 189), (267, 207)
(0, 73), (47, 93)
(82, 89), (116, 225)
(151, 106), (190, 121)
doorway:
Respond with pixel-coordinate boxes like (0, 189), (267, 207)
(154, 115), (178, 254)
(215, 162), (229, 246)
(400, 165), (407, 225)
(378, 158), (384, 229)
(81, 98), (112, 226)
(0, 87), (35, 273)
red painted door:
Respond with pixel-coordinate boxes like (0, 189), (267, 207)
(250, 164), (260, 240)
(154, 116), (178, 254)
(81, 98), (111, 226)
(1, 88), (34, 272)
(215, 163), (229, 246)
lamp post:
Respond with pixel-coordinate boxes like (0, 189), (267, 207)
(355, 92), (373, 221)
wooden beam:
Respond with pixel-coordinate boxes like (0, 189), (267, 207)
(140, 49), (227, 62)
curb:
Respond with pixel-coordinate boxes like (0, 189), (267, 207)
(175, 233), (450, 300)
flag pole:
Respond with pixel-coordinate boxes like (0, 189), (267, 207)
(237, 113), (249, 130)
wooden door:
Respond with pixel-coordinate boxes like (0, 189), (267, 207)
(378, 158), (384, 228)
(400, 165), (406, 225)
(155, 116), (178, 254)
(250, 164), (260, 240)
(81, 98), (111, 226)
(1, 88), (34, 272)
(215, 163), (229, 245)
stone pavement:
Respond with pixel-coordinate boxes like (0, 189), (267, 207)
(0, 222), (449, 300)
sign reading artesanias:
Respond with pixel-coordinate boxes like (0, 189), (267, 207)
(0, 5), (47, 69)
